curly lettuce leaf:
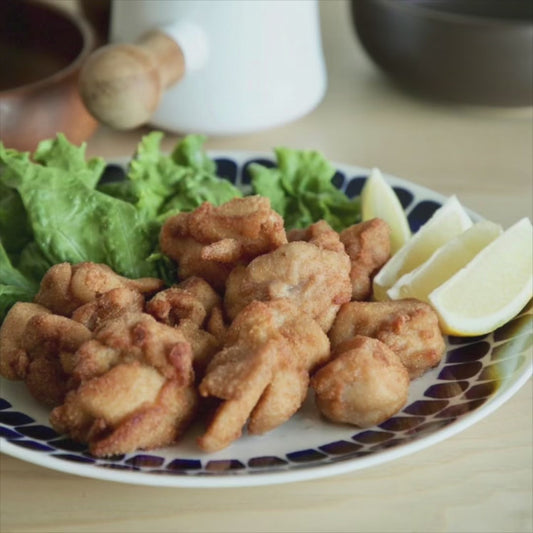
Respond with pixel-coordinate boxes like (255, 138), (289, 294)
(99, 132), (242, 221)
(0, 242), (39, 321)
(16, 242), (54, 283)
(0, 182), (32, 258)
(171, 132), (217, 172)
(33, 134), (106, 189)
(249, 147), (360, 231)
(0, 140), (157, 279)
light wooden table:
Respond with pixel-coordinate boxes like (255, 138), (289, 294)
(1, 2), (532, 532)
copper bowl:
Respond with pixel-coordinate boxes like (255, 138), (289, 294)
(0, 1), (98, 151)
(352, 0), (533, 106)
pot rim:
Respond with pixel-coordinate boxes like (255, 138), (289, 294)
(0, 1), (95, 97)
(360, 0), (533, 29)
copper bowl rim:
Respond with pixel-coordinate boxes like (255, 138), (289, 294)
(374, 0), (533, 28)
(0, 1), (95, 97)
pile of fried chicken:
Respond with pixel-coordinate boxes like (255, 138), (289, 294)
(0, 196), (445, 456)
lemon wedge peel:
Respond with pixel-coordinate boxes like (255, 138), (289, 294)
(387, 220), (504, 302)
(428, 217), (533, 336)
(360, 168), (411, 254)
(372, 195), (472, 301)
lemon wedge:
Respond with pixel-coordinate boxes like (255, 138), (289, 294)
(387, 220), (503, 301)
(428, 217), (533, 336)
(372, 195), (472, 301)
(361, 168), (411, 254)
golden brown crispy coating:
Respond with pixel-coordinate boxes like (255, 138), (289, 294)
(51, 362), (165, 440)
(145, 278), (224, 377)
(197, 341), (278, 453)
(224, 240), (352, 331)
(174, 318), (221, 380)
(339, 218), (391, 301)
(20, 314), (92, 405)
(70, 263), (164, 300)
(311, 335), (409, 427)
(50, 361), (198, 457)
(329, 299), (446, 379)
(197, 299), (330, 452)
(34, 262), (163, 316)
(159, 196), (287, 291)
(287, 220), (346, 253)
(147, 287), (207, 327)
(159, 230), (233, 293)
(186, 196), (287, 256)
(24, 357), (72, 408)
(51, 309), (199, 456)
(71, 287), (144, 331)
(146, 277), (221, 328)
(67, 339), (119, 382)
(222, 298), (331, 375)
(176, 277), (222, 319)
(247, 361), (309, 435)
(33, 262), (72, 312)
(73, 312), (192, 383)
(0, 302), (51, 380)
(205, 305), (227, 339)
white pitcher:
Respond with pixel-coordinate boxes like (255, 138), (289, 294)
(80, 0), (327, 136)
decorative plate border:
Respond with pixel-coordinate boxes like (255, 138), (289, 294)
(1, 152), (531, 487)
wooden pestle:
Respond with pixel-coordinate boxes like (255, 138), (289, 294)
(79, 30), (185, 130)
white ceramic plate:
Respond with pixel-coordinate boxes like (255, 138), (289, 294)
(1, 153), (531, 487)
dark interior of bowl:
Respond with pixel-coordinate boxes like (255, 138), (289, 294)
(352, 0), (533, 106)
(0, 2), (85, 92)
(410, 0), (533, 20)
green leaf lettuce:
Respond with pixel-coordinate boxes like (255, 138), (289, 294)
(249, 147), (360, 231)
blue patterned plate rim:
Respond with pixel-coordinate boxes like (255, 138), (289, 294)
(1, 152), (531, 488)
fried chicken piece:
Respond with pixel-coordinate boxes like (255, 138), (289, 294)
(185, 196), (287, 259)
(0, 302), (51, 380)
(224, 240), (352, 331)
(205, 305), (227, 339)
(145, 278), (224, 377)
(176, 277), (222, 318)
(329, 299), (446, 379)
(34, 262), (164, 316)
(159, 233), (233, 293)
(146, 277), (221, 328)
(197, 299), (330, 452)
(159, 196), (287, 291)
(197, 339), (278, 453)
(311, 335), (409, 427)
(16, 314), (92, 405)
(287, 218), (388, 301)
(339, 218), (391, 301)
(288, 220), (346, 253)
(247, 357), (309, 436)
(51, 311), (199, 456)
(71, 287), (144, 330)
(71, 312), (193, 383)
(50, 361), (198, 457)
(174, 318), (221, 380)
